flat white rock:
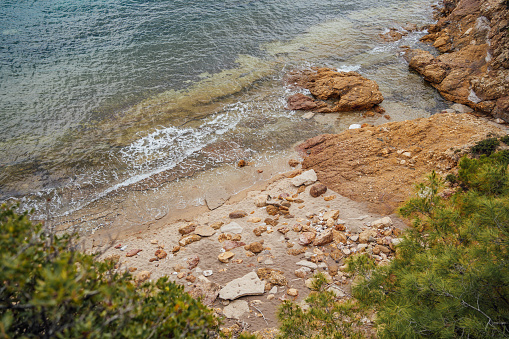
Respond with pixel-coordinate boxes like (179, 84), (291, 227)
(223, 300), (250, 319)
(291, 169), (317, 187)
(296, 260), (318, 269)
(205, 187), (230, 210)
(219, 272), (265, 300)
(220, 222), (243, 234)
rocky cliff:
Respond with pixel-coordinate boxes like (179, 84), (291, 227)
(404, 0), (509, 121)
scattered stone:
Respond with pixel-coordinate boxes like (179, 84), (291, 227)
(253, 225), (267, 236)
(186, 274), (197, 283)
(195, 225), (216, 237)
(128, 267), (137, 272)
(150, 239), (158, 244)
(245, 241), (264, 254)
(268, 271), (288, 286)
(223, 300), (250, 320)
(291, 169), (318, 187)
(219, 272), (265, 300)
(359, 229), (377, 243)
(187, 256), (200, 270)
(210, 222), (224, 230)
(231, 234), (242, 241)
(220, 222), (243, 234)
(257, 268), (283, 280)
(177, 272), (186, 279)
(179, 222), (197, 235)
(287, 288), (299, 297)
(248, 217), (262, 223)
(264, 218), (278, 227)
(288, 248), (307, 256)
(313, 229), (334, 246)
(288, 159), (300, 167)
(299, 232), (316, 245)
(302, 112), (315, 119)
(328, 264), (339, 276)
(277, 226), (290, 234)
(327, 285), (346, 298)
(114, 244), (122, 249)
(218, 251), (235, 263)
(310, 183), (327, 197)
(267, 294), (275, 300)
(332, 230), (347, 244)
(155, 249), (167, 260)
(179, 234), (202, 247)
(292, 223), (303, 232)
(203, 270), (213, 277)
(238, 160), (247, 168)
(372, 216), (393, 229)
(350, 235), (359, 242)
(266, 205), (279, 216)
(323, 195), (336, 201)
(229, 210), (247, 219)
(254, 195), (269, 207)
(342, 248), (351, 255)
(223, 240), (246, 251)
(188, 276), (221, 306)
(126, 249), (142, 257)
(296, 260), (318, 270)
(357, 244), (368, 252)
(269, 286), (278, 294)
(323, 210), (339, 220)
(295, 267), (312, 278)
(135, 271), (151, 285)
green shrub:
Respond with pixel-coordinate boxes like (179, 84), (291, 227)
(470, 137), (500, 156)
(0, 204), (218, 338)
(277, 273), (364, 339)
(500, 134), (509, 145)
(350, 154), (509, 338)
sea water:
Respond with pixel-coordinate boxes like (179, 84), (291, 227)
(0, 0), (446, 232)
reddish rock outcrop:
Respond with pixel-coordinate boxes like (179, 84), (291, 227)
(286, 68), (384, 112)
(404, 0), (509, 121)
(297, 113), (504, 214)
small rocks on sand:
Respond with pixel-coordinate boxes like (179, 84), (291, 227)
(179, 222), (197, 235)
(155, 249), (167, 259)
(220, 222), (243, 234)
(218, 251), (235, 263)
(288, 159), (300, 167)
(126, 249), (142, 257)
(229, 210), (247, 219)
(299, 232), (316, 246)
(135, 271), (151, 284)
(313, 229), (334, 246)
(244, 241), (264, 254)
(309, 183), (327, 197)
(296, 260), (318, 270)
(223, 300), (250, 320)
(179, 234), (202, 247)
(194, 225), (216, 237)
(287, 288), (299, 297)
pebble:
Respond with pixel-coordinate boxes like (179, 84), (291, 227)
(220, 222), (243, 234)
(179, 234), (202, 247)
(126, 249), (142, 257)
(287, 288), (299, 297)
(296, 260), (318, 269)
(195, 225), (216, 237)
(218, 251), (235, 263)
(294, 267), (312, 278)
(309, 183), (327, 197)
(298, 232), (316, 245)
(229, 210), (247, 219)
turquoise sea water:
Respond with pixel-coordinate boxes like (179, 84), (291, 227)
(0, 0), (446, 229)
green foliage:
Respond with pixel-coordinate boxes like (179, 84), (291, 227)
(470, 137), (500, 156)
(0, 204), (218, 338)
(277, 273), (363, 339)
(350, 154), (509, 338)
(500, 134), (509, 145)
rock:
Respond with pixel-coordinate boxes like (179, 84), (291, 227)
(244, 241), (264, 254)
(150, 239), (158, 244)
(302, 112), (315, 119)
(372, 216), (393, 229)
(292, 223), (303, 232)
(309, 183), (327, 197)
(350, 235), (359, 242)
(254, 195), (269, 207)
(323, 210), (339, 220)
(257, 268), (283, 280)
(223, 300), (250, 320)
(332, 230), (347, 244)
(264, 218), (278, 227)
(287, 68), (384, 111)
(126, 249), (142, 257)
(135, 271), (151, 284)
(287, 288), (299, 297)
(327, 285), (346, 298)
(186, 274), (197, 283)
(229, 210), (247, 219)
(179, 222), (197, 235)
(188, 276), (221, 306)
(323, 195), (336, 201)
(155, 249), (167, 260)
(210, 221), (224, 230)
(328, 264), (339, 276)
(269, 286), (278, 294)
(220, 222), (243, 234)
(349, 124), (362, 129)
(237, 159), (247, 168)
(313, 229), (334, 246)
(358, 229), (377, 244)
(277, 226), (290, 234)
(203, 270), (213, 277)
(195, 225), (216, 237)
(296, 260), (318, 270)
(268, 272), (288, 286)
(287, 93), (320, 110)
(295, 267), (312, 278)
(291, 169), (318, 187)
(342, 248), (351, 255)
(223, 240), (246, 251)
(179, 234), (202, 247)
(218, 251), (235, 263)
(357, 244), (368, 252)
(219, 272), (265, 300)
(253, 225), (267, 236)
(172, 246), (181, 253)
(205, 187), (230, 210)
(288, 159), (300, 167)
(187, 256), (200, 270)
(248, 217), (262, 223)
(299, 232), (316, 246)
(266, 205), (279, 216)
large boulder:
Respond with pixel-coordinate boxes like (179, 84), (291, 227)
(286, 68), (383, 112)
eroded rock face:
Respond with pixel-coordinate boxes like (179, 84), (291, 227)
(404, 0), (509, 121)
(286, 68), (383, 112)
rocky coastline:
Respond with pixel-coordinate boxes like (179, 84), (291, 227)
(91, 0), (509, 337)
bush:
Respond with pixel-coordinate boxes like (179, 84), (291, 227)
(0, 204), (218, 338)
(350, 154), (509, 338)
(470, 137), (500, 156)
(277, 273), (364, 339)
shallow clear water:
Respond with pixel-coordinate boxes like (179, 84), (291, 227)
(0, 0), (447, 229)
